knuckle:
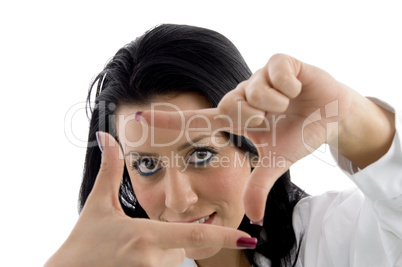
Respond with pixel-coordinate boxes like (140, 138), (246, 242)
(289, 84), (301, 98)
(171, 249), (186, 264)
(178, 249), (186, 261)
(236, 80), (248, 90)
(136, 251), (157, 267)
(131, 231), (154, 247)
(269, 53), (288, 64)
(248, 179), (269, 194)
(217, 98), (232, 116)
(99, 159), (111, 172)
(271, 72), (288, 89)
(100, 158), (124, 174)
(245, 86), (262, 105)
(221, 232), (232, 247)
(145, 256), (158, 267)
(188, 228), (206, 247)
(277, 97), (290, 112)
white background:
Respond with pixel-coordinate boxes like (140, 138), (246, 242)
(1, 0), (401, 266)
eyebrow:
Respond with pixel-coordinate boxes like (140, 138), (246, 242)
(124, 151), (159, 158)
(177, 134), (212, 152)
(124, 134), (224, 158)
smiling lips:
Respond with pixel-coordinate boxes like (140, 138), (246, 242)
(171, 213), (215, 224)
(191, 215), (210, 224)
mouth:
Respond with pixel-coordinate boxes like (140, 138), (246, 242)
(172, 212), (216, 224)
(193, 212), (216, 224)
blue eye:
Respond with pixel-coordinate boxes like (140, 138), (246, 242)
(187, 148), (217, 166)
(133, 157), (163, 176)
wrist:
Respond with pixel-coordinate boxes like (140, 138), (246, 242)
(330, 94), (395, 169)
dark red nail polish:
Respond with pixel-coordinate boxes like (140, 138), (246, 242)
(236, 237), (257, 249)
(135, 111), (143, 121)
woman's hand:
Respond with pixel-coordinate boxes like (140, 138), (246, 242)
(140, 54), (395, 223)
(45, 132), (254, 267)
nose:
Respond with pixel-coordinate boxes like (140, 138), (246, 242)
(164, 168), (198, 214)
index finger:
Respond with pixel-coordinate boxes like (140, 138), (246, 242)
(139, 108), (232, 132)
(139, 103), (266, 136)
(153, 221), (257, 250)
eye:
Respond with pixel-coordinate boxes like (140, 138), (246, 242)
(133, 157), (163, 176)
(187, 148), (217, 166)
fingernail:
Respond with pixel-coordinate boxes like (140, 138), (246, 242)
(95, 131), (105, 153)
(135, 111), (143, 121)
(236, 237), (257, 249)
(250, 219), (264, 226)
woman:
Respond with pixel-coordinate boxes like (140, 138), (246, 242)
(46, 24), (401, 266)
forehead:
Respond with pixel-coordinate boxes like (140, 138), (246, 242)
(118, 92), (211, 114)
(115, 92), (213, 149)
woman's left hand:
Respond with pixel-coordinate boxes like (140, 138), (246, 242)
(140, 54), (395, 223)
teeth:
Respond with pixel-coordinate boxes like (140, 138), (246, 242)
(192, 215), (210, 224)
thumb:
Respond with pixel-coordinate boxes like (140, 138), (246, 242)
(89, 131), (125, 209)
(243, 162), (289, 223)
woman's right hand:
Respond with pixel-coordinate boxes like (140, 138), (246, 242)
(45, 131), (253, 267)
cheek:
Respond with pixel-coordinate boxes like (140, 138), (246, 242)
(132, 182), (165, 220)
(217, 156), (250, 189)
(201, 163), (250, 207)
(208, 168), (247, 194)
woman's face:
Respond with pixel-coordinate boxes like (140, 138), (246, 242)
(116, 92), (252, 259)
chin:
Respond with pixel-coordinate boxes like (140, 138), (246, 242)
(185, 247), (222, 260)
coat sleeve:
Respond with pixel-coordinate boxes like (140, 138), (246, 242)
(293, 98), (402, 267)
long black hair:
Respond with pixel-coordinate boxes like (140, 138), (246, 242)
(79, 24), (308, 267)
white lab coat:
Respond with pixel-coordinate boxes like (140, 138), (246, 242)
(181, 99), (402, 267)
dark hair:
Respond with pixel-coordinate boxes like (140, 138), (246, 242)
(80, 24), (308, 267)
